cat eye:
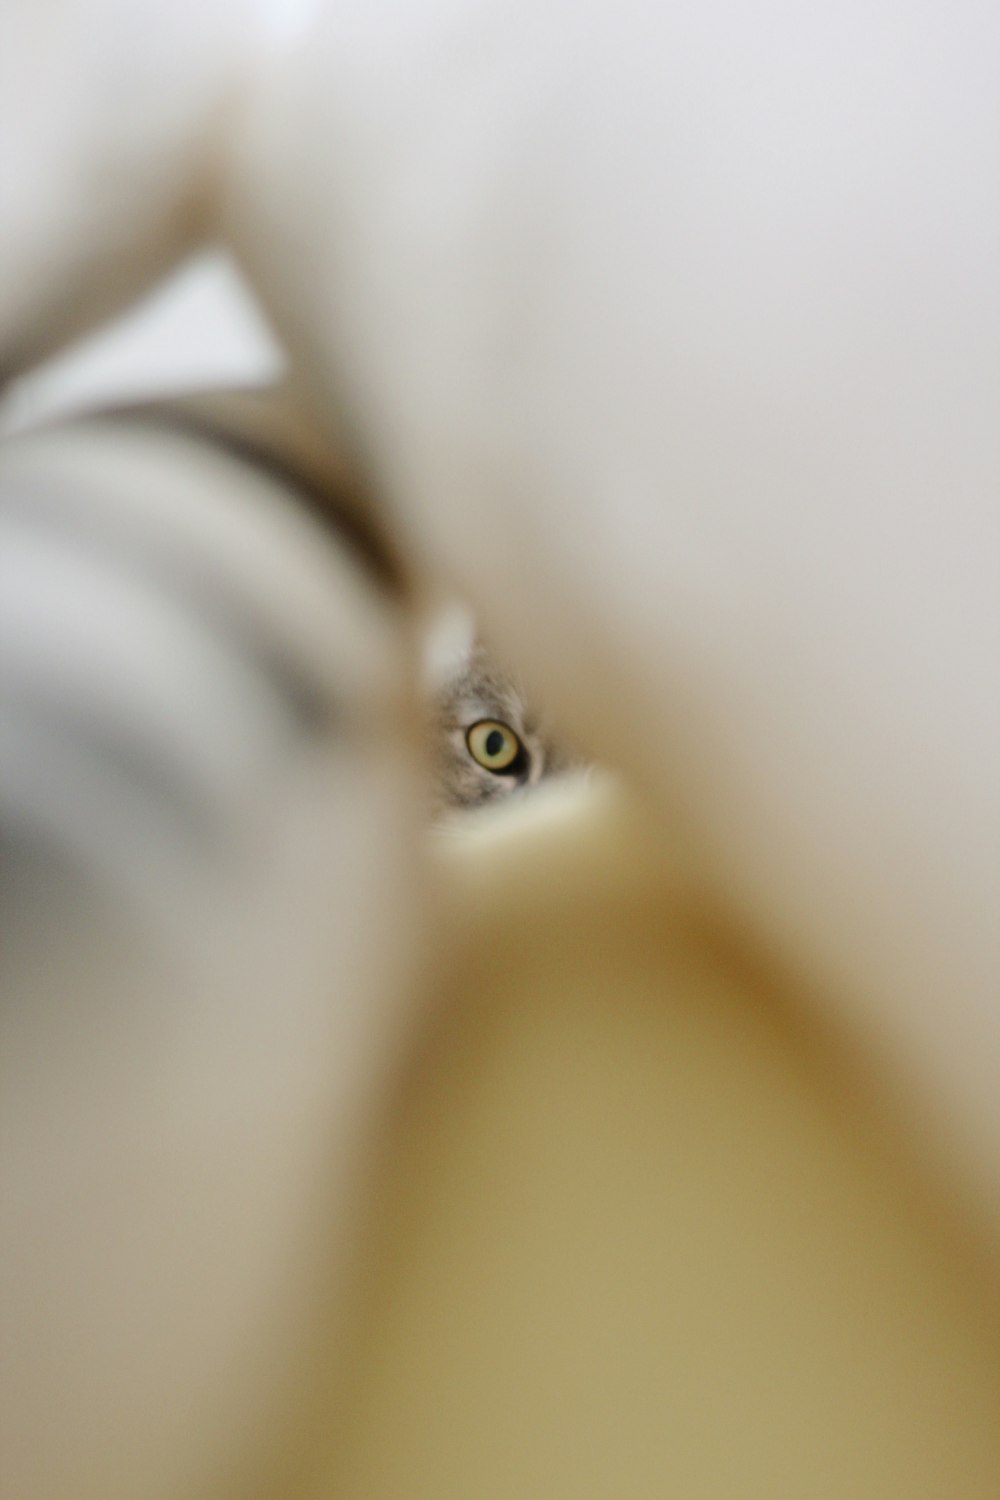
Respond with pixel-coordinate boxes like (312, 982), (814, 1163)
(466, 719), (524, 774)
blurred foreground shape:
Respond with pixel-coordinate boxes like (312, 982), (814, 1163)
(325, 781), (1000, 1500)
(1, 1), (999, 1490)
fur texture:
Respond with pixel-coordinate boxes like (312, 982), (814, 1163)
(431, 638), (574, 813)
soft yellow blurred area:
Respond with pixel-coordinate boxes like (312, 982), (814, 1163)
(2, 3), (997, 1488)
(319, 779), (1000, 1498)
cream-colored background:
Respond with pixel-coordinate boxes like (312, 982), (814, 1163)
(314, 782), (1000, 1499)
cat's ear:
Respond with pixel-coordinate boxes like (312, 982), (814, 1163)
(421, 603), (477, 694)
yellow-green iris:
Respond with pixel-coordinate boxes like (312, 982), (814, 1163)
(466, 719), (522, 772)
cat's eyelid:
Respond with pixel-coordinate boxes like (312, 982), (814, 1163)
(462, 705), (518, 729)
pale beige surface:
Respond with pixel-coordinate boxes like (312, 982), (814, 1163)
(323, 781), (1000, 1499)
(1, 6), (998, 1492)
(0, 416), (421, 1500)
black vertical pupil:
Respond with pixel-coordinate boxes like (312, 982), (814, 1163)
(485, 728), (505, 757)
